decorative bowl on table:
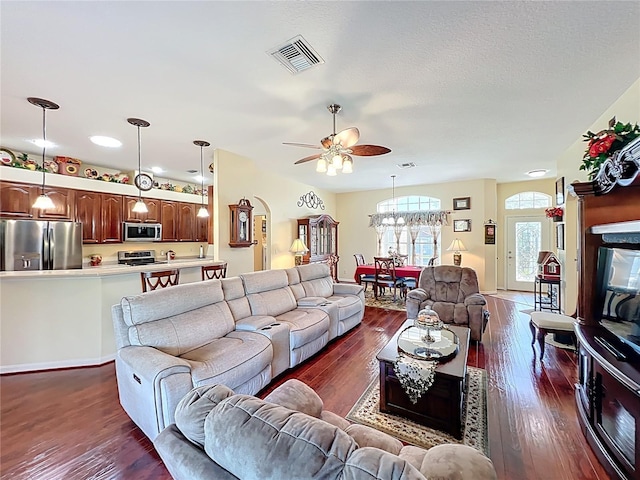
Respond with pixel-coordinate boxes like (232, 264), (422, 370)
(415, 308), (442, 343)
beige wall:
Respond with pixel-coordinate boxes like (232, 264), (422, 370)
(337, 178), (497, 293)
(213, 149), (336, 277)
(555, 79), (640, 313)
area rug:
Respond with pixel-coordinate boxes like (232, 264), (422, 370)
(346, 366), (488, 456)
(364, 289), (406, 311)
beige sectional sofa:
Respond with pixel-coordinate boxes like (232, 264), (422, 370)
(111, 263), (364, 440)
(153, 379), (498, 480)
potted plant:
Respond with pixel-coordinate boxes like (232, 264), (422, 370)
(580, 117), (640, 180)
(545, 207), (564, 222)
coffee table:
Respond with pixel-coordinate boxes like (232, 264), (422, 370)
(376, 319), (470, 438)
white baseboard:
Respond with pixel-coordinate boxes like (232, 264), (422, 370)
(0, 353), (115, 375)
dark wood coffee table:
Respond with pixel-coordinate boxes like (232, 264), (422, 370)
(376, 320), (470, 438)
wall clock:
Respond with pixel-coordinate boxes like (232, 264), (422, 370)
(229, 198), (254, 247)
(134, 173), (154, 191)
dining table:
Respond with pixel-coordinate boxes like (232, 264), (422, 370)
(354, 264), (424, 284)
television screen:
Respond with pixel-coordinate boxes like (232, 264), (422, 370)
(597, 247), (640, 350)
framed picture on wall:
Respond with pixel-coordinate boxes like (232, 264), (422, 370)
(556, 177), (565, 206)
(556, 223), (565, 250)
(453, 197), (471, 210)
(484, 223), (496, 244)
(453, 219), (471, 232)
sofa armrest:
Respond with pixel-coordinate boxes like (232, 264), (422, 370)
(297, 296), (329, 307)
(332, 283), (364, 296)
(464, 293), (486, 307)
(234, 315), (277, 331)
(118, 345), (191, 383)
(407, 288), (428, 302)
(345, 423), (403, 455)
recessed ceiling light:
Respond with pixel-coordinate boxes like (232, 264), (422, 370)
(527, 169), (548, 178)
(31, 139), (55, 148)
(90, 135), (122, 148)
(150, 166), (164, 174)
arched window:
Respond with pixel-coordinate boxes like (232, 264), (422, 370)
(377, 196), (441, 266)
(505, 192), (552, 210)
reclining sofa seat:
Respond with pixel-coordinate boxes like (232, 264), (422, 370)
(112, 279), (273, 440)
(406, 265), (488, 341)
(287, 263), (365, 340)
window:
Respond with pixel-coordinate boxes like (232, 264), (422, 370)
(378, 196), (441, 266)
(505, 192), (552, 210)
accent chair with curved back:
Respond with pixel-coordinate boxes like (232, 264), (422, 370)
(141, 269), (180, 293)
(202, 263), (228, 281)
(354, 253), (375, 291)
(406, 265), (488, 341)
(373, 256), (408, 300)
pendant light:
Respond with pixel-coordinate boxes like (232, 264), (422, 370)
(384, 174), (404, 225)
(28, 97), (59, 209)
(128, 117), (150, 213)
(194, 140), (210, 218)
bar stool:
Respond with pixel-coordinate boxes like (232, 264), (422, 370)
(202, 263), (227, 281)
(141, 269), (180, 292)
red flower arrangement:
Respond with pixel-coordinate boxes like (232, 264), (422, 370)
(581, 117), (640, 180)
(545, 207), (564, 219)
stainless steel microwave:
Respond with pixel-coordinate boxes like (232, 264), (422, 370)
(123, 222), (162, 242)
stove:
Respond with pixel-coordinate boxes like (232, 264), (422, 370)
(118, 250), (159, 266)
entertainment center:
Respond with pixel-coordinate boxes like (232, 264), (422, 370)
(571, 137), (640, 480)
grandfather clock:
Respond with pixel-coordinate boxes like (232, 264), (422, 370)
(229, 198), (253, 248)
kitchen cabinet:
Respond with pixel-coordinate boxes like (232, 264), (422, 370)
(0, 181), (38, 218)
(76, 191), (123, 244)
(177, 203), (195, 241)
(161, 201), (179, 241)
(195, 210), (209, 242)
(35, 186), (75, 220)
(124, 197), (161, 223)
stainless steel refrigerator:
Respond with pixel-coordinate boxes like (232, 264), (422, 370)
(0, 219), (83, 271)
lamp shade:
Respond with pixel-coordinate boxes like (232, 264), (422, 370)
(289, 238), (309, 254)
(446, 238), (467, 252)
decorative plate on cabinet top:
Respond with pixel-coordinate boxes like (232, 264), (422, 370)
(0, 147), (16, 165)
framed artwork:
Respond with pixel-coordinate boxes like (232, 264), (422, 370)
(556, 223), (565, 250)
(453, 219), (471, 232)
(484, 223), (496, 244)
(453, 197), (471, 210)
(556, 177), (565, 206)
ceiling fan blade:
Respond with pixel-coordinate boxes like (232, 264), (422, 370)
(349, 145), (392, 156)
(283, 142), (322, 150)
(320, 136), (334, 149)
(294, 153), (322, 165)
(333, 127), (360, 148)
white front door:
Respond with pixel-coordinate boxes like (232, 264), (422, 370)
(506, 215), (551, 291)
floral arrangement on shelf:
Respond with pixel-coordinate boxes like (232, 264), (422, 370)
(581, 117), (640, 180)
(545, 207), (564, 219)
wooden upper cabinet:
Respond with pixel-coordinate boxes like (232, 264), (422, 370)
(124, 196), (161, 223)
(178, 203), (195, 241)
(34, 186), (75, 220)
(75, 191), (123, 244)
(195, 210), (209, 242)
(0, 181), (38, 218)
(101, 194), (123, 243)
(161, 201), (178, 241)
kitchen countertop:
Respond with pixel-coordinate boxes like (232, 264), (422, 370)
(0, 257), (226, 279)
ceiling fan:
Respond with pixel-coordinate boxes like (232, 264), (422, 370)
(284, 104), (391, 175)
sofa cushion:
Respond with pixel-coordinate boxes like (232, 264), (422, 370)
(298, 263), (335, 298)
(180, 331), (272, 388)
(242, 270), (298, 316)
(263, 378), (324, 418)
(342, 447), (424, 480)
(419, 444), (497, 480)
(204, 395), (357, 480)
(326, 294), (363, 321)
(275, 308), (330, 349)
(221, 277), (252, 321)
(174, 384), (235, 447)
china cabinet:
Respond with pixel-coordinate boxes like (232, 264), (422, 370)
(297, 214), (339, 281)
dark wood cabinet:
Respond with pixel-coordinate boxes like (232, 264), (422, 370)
(177, 203), (195, 241)
(34, 186), (75, 220)
(195, 212), (209, 242)
(297, 214), (339, 281)
(161, 201), (179, 241)
(123, 197), (161, 223)
(572, 137), (640, 480)
(0, 181), (38, 218)
(76, 191), (123, 244)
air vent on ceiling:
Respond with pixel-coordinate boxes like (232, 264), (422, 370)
(268, 35), (325, 74)
(397, 162), (416, 169)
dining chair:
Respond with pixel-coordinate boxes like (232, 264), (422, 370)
(141, 269), (180, 292)
(354, 254), (375, 291)
(373, 257), (407, 300)
(202, 263), (228, 281)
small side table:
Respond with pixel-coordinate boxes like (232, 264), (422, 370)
(534, 276), (561, 313)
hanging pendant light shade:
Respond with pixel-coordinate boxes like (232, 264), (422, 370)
(194, 140), (210, 218)
(128, 117), (150, 214)
(28, 97), (59, 209)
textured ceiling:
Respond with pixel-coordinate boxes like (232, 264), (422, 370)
(1, 1), (639, 193)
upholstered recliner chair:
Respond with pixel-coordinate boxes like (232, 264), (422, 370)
(406, 266), (488, 341)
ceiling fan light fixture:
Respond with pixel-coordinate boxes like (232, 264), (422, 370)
(326, 163), (337, 176)
(332, 153), (343, 169)
(342, 156), (353, 173)
(316, 158), (327, 173)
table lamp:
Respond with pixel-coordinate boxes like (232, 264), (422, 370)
(289, 238), (309, 266)
(446, 238), (467, 266)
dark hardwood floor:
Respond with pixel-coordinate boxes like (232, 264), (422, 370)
(0, 296), (610, 479)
